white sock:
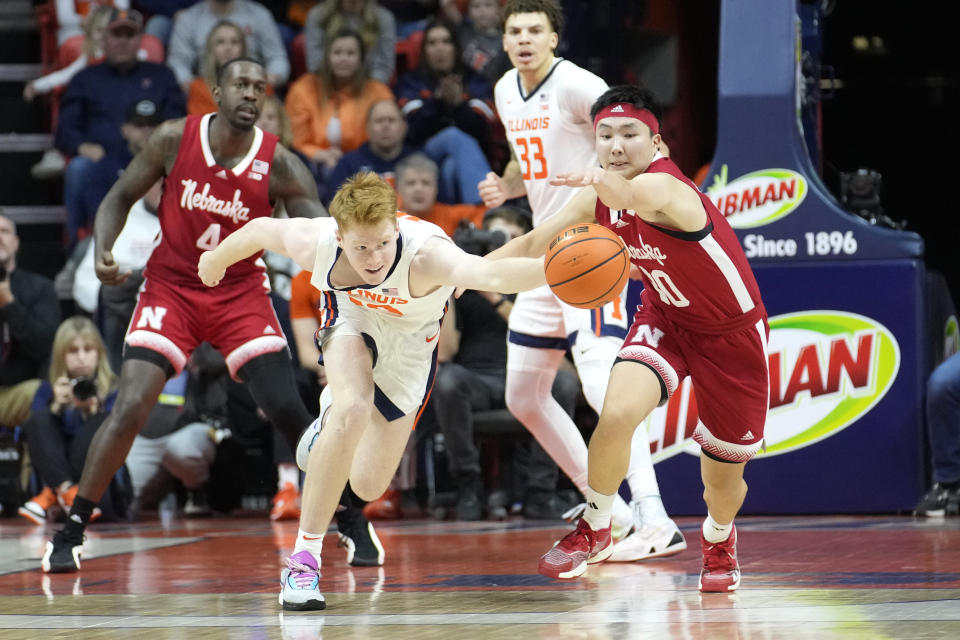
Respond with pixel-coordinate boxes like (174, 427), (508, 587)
(278, 463), (300, 491)
(582, 487), (615, 531)
(702, 514), (733, 543)
(612, 494), (633, 530)
(635, 494), (669, 523)
(294, 529), (324, 559)
(625, 420), (662, 497)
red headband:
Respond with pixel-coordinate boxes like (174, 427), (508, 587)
(593, 103), (660, 135)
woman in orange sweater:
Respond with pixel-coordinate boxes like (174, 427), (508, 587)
(284, 26), (393, 172)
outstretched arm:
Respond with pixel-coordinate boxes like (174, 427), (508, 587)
(198, 217), (324, 287)
(93, 119), (182, 285)
(552, 166), (705, 230)
(269, 144), (328, 219)
(486, 186), (597, 261)
(415, 237), (545, 295)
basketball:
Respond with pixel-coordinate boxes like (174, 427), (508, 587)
(544, 223), (630, 309)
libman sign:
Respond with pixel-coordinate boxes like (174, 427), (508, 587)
(647, 310), (901, 461)
(705, 165), (807, 228)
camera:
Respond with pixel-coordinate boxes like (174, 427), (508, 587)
(71, 377), (98, 401)
(452, 222), (509, 256)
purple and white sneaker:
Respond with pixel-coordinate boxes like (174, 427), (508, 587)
(280, 550), (326, 610)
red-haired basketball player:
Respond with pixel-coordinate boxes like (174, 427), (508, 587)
(492, 84), (769, 592)
(477, 0), (684, 561)
(197, 172), (547, 610)
(42, 58), (377, 573)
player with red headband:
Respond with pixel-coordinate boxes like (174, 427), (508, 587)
(479, 0), (685, 562)
(489, 84), (769, 591)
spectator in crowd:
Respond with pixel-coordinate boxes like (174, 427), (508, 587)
(0, 212), (61, 431)
(26, 6), (113, 181)
(395, 18), (496, 156)
(257, 95), (317, 215)
(286, 27), (393, 179)
(304, 0), (396, 83)
(456, 0), (511, 85)
(395, 153), (484, 236)
(915, 351), (960, 516)
(73, 178), (162, 373)
(328, 98), (490, 205)
(18, 317), (123, 524)
(54, 8), (185, 248)
(135, 0), (197, 46)
(78, 99), (164, 252)
(167, 0), (290, 91)
(125, 346), (220, 517)
(379, 0), (437, 38)
(55, 0), (130, 46)
(186, 20), (247, 115)
(288, 269), (327, 390)
(434, 205), (576, 520)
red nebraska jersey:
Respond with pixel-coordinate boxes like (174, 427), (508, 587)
(146, 113), (278, 292)
(595, 157), (764, 333)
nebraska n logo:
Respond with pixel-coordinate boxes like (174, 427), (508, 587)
(136, 306), (168, 330)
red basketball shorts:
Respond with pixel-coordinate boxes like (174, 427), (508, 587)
(619, 303), (770, 463)
(126, 277), (288, 380)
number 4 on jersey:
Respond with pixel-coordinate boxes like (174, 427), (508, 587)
(196, 223), (222, 250)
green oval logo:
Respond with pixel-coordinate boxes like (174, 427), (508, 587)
(706, 165), (808, 228)
(646, 310), (900, 461)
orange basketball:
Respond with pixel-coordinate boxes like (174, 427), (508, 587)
(544, 223), (630, 309)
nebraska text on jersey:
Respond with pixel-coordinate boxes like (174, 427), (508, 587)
(179, 179), (250, 223)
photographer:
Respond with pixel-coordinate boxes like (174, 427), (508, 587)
(434, 206), (579, 519)
(18, 317), (123, 524)
(0, 211), (60, 430)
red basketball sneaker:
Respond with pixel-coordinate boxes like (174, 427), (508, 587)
(699, 525), (740, 592)
(538, 518), (614, 579)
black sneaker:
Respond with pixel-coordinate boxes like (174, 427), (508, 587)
(914, 483), (960, 517)
(184, 489), (211, 517)
(455, 476), (484, 521)
(335, 506), (385, 567)
(523, 489), (578, 520)
(41, 528), (85, 573)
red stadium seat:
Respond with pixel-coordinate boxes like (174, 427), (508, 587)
(139, 33), (165, 63)
(394, 29), (424, 78)
(290, 32), (307, 82)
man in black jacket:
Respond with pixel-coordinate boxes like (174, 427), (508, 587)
(0, 211), (61, 428)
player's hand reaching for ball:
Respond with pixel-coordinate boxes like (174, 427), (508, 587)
(198, 251), (225, 287)
(478, 172), (508, 209)
(550, 167), (606, 187)
(95, 250), (131, 286)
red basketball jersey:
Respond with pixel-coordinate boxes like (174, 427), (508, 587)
(595, 157), (764, 333)
(145, 113), (278, 293)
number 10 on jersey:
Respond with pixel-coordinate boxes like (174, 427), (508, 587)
(516, 136), (547, 180)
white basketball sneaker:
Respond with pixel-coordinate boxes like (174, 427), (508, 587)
(608, 499), (686, 562)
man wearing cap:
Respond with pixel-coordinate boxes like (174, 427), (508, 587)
(55, 8), (185, 248)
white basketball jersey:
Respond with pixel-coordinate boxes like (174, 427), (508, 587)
(308, 215), (454, 330)
(494, 59), (608, 227)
